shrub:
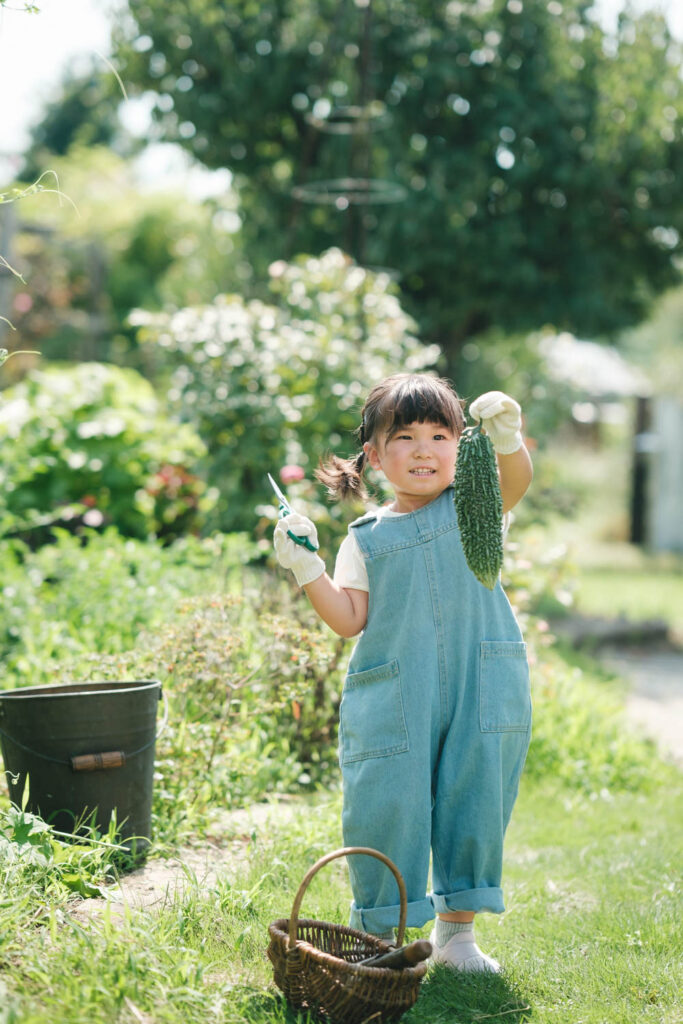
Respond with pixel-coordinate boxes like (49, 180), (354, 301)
(132, 248), (441, 533)
(69, 581), (350, 846)
(0, 528), (256, 689)
(523, 645), (662, 794)
(0, 362), (216, 541)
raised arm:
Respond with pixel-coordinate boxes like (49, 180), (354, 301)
(468, 391), (533, 513)
(497, 444), (533, 513)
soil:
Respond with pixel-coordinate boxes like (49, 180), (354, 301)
(68, 799), (302, 924)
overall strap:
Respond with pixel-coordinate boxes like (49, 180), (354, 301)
(350, 488), (457, 558)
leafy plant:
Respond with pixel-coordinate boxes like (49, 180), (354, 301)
(115, 0), (683, 348)
(6, 146), (244, 365)
(0, 527), (256, 689)
(0, 362), (216, 541)
(502, 542), (662, 794)
(0, 803), (117, 902)
(133, 248), (440, 533)
(67, 580), (349, 846)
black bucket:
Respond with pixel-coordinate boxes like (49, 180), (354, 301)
(0, 680), (163, 853)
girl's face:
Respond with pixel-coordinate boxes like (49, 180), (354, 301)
(363, 420), (459, 513)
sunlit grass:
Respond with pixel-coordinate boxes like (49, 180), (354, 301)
(3, 779), (681, 1023)
(575, 565), (683, 638)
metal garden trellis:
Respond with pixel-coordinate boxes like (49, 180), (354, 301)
(287, 0), (407, 294)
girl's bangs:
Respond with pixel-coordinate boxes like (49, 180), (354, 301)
(379, 379), (463, 438)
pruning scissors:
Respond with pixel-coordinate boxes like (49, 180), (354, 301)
(267, 473), (319, 552)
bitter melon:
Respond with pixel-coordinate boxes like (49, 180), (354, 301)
(453, 424), (503, 589)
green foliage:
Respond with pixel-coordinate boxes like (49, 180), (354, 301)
(0, 362), (215, 541)
(454, 425), (503, 589)
(7, 147), (244, 365)
(500, 543), (663, 794)
(523, 645), (662, 793)
(133, 248), (440, 532)
(0, 804), (116, 905)
(19, 62), (136, 183)
(620, 283), (683, 398)
(114, 0), (683, 348)
(0, 521), (661, 856)
(68, 583), (349, 846)
(450, 327), (578, 445)
(0, 528), (253, 689)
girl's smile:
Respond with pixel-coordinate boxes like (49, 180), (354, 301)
(363, 420), (460, 513)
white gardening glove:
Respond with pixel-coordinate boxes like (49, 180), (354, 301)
(273, 512), (325, 587)
(469, 391), (523, 455)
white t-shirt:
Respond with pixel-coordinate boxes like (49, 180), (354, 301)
(333, 505), (511, 592)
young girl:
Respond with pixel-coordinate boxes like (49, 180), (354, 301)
(273, 373), (533, 973)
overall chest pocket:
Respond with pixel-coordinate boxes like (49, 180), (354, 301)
(339, 659), (409, 765)
(479, 641), (531, 733)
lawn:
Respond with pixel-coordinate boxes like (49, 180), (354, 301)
(2, 775), (680, 1024)
(1, 524), (681, 1023)
(575, 564), (683, 640)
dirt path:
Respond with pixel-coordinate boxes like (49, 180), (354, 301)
(600, 645), (683, 764)
(69, 799), (303, 924)
(549, 613), (683, 764)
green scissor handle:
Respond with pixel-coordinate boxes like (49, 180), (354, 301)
(267, 473), (319, 552)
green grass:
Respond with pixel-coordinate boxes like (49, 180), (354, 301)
(2, 774), (681, 1024)
(523, 437), (683, 639)
(1, 509), (681, 1022)
(575, 565), (683, 639)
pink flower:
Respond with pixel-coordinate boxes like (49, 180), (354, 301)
(280, 464), (305, 484)
(13, 293), (33, 314)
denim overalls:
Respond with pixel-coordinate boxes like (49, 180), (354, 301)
(339, 486), (531, 934)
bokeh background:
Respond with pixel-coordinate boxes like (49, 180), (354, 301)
(0, 0), (681, 697)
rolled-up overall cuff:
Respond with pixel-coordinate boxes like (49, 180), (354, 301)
(349, 896), (435, 934)
(431, 886), (505, 915)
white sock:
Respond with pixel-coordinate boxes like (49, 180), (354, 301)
(431, 919), (501, 973)
(435, 919), (472, 945)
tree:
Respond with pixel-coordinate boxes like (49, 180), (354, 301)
(112, 0), (682, 356)
(19, 61), (137, 183)
(6, 146), (245, 366)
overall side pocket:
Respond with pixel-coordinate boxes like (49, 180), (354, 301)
(339, 659), (409, 765)
(479, 640), (531, 733)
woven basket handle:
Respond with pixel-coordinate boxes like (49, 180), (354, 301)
(287, 846), (408, 950)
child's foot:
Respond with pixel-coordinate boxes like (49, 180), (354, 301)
(429, 924), (501, 973)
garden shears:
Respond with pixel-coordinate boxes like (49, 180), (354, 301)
(267, 473), (319, 552)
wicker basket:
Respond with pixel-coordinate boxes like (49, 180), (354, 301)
(267, 846), (428, 1024)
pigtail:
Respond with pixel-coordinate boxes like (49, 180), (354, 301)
(315, 450), (369, 501)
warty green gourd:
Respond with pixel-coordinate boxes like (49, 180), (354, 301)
(453, 424), (503, 590)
